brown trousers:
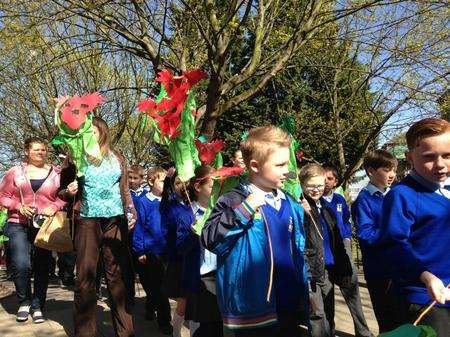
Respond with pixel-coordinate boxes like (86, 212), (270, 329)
(74, 216), (134, 337)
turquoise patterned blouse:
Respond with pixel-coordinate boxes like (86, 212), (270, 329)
(80, 154), (124, 218)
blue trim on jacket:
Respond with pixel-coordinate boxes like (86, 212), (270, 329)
(201, 184), (309, 330)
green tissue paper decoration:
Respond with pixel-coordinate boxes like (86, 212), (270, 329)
(378, 324), (436, 337)
(52, 113), (102, 176)
(146, 85), (201, 182)
(278, 114), (302, 201)
(0, 208), (8, 244)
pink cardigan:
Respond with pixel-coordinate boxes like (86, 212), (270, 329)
(0, 163), (66, 224)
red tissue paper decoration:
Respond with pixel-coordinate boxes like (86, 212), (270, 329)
(295, 150), (304, 162)
(213, 166), (245, 179)
(137, 69), (207, 139)
(58, 92), (105, 130)
(195, 139), (224, 165)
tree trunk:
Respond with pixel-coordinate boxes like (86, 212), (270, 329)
(200, 76), (222, 139)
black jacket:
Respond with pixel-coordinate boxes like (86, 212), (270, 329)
(303, 195), (352, 286)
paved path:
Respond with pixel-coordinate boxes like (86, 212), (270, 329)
(0, 271), (379, 337)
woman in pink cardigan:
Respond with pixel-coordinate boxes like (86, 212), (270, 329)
(0, 137), (71, 324)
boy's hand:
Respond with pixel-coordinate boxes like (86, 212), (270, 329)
(245, 193), (266, 211)
(420, 271), (450, 304)
(128, 219), (136, 230)
(138, 255), (147, 264)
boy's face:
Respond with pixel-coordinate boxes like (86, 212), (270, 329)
(150, 173), (166, 197)
(249, 146), (290, 191)
(128, 172), (143, 191)
(303, 175), (326, 201)
(406, 132), (450, 183)
(324, 171), (338, 195)
(367, 166), (396, 189)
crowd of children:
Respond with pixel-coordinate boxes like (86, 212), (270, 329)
(1, 117), (449, 337)
(121, 118), (449, 337)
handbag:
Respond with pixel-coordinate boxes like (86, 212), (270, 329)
(17, 171), (73, 253)
(34, 211), (73, 252)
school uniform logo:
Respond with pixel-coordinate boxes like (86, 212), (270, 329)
(337, 204), (343, 212)
(288, 217), (293, 232)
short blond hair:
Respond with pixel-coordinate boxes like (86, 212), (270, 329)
(299, 164), (325, 184)
(129, 164), (145, 177)
(240, 125), (292, 167)
(147, 167), (166, 184)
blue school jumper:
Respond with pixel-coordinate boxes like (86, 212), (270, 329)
(352, 184), (387, 280)
(262, 199), (302, 312)
(378, 173), (450, 307)
(132, 192), (167, 256)
(321, 193), (352, 239)
(162, 196), (201, 293)
(130, 187), (146, 207)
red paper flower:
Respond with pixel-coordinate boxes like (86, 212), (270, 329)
(183, 69), (208, 87)
(158, 112), (181, 139)
(195, 139), (224, 165)
(214, 166), (245, 179)
(137, 99), (158, 117)
(157, 70), (183, 97)
(295, 150), (304, 162)
(137, 69), (207, 140)
(59, 92), (105, 130)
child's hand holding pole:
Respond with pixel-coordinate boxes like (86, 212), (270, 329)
(420, 271), (450, 304)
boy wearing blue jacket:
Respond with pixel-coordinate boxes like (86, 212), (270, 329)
(132, 167), (172, 335)
(351, 150), (399, 333)
(128, 165), (147, 204)
(202, 126), (309, 337)
(322, 166), (373, 337)
(378, 118), (450, 335)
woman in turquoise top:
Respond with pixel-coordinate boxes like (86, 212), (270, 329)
(73, 117), (136, 337)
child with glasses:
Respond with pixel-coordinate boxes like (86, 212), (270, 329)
(300, 164), (353, 337)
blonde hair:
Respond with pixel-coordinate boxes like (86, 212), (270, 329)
(128, 165), (145, 178)
(240, 125), (291, 167)
(147, 167), (166, 185)
(299, 164), (325, 184)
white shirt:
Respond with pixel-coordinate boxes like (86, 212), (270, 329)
(192, 202), (217, 275)
(248, 183), (286, 211)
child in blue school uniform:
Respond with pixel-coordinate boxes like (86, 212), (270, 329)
(201, 126), (309, 337)
(125, 164), (147, 304)
(184, 166), (223, 337)
(160, 169), (202, 337)
(132, 167), (172, 335)
(300, 164), (353, 337)
(322, 165), (373, 337)
(351, 150), (400, 333)
(128, 165), (147, 204)
(378, 118), (450, 336)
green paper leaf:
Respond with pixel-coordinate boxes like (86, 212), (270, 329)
(378, 324), (436, 337)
